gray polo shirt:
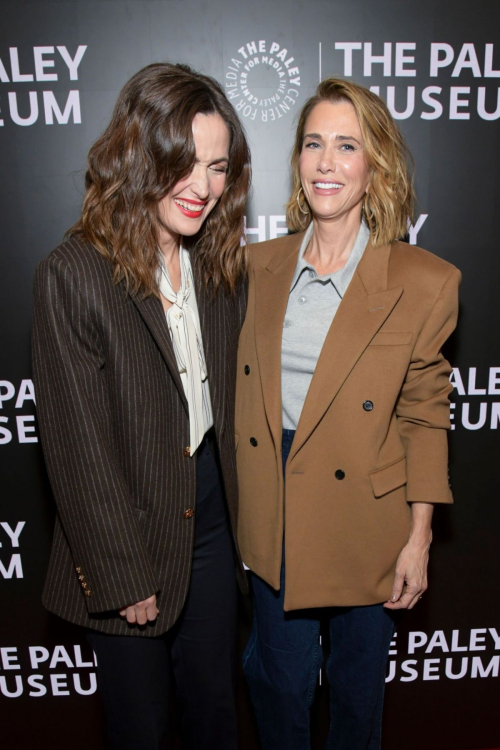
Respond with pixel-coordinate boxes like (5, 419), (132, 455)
(281, 221), (370, 430)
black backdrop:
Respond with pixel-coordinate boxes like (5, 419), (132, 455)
(1, 1), (499, 748)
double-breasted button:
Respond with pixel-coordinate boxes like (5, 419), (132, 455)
(250, 437), (258, 447)
(335, 469), (345, 480)
(363, 400), (374, 411)
(244, 365), (250, 375)
(183, 508), (194, 519)
(183, 446), (191, 457)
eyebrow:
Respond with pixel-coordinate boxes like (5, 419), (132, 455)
(195, 156), (229, 164)
(303, 133), (361, 146)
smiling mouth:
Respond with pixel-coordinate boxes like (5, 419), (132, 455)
(174, 198), (208, 216)
(313, 182), (344, 189)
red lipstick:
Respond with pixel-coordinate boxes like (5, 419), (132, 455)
(174, 198), (207, 219)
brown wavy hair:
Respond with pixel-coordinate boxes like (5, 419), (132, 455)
(69, 63), (251, 296)
(286, 78), (415, 245)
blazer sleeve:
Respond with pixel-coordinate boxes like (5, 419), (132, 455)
(395, 266), (461, 504)
(32, 253), (160, 614)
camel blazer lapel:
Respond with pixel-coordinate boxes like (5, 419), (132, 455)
(253, 231), (403, 459)
(254, 233), (301, 452)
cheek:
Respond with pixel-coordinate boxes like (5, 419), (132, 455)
(357, 157), (370, 190)
(211, 174), (227, 200)
(298, 152), (309, 181)
(345, 159), (370, 190)
(170, 176), (190, 197)
(160, 177), (191, 216)
(158, 195), (169, 217)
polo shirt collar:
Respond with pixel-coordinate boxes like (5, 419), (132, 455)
(290, 220), (370, 296)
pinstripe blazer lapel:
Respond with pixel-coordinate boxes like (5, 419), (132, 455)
(130, 293), (188, 412)
(130, 261), (233, 430)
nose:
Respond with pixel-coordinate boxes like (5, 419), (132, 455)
(317, 145), (337, 174)
(190, 164), (210, 200)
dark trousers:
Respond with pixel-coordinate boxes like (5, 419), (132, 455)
(87, 432), (238, 750)
(243, 429), (395, 750)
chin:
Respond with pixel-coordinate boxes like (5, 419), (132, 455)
(172, 214), (206, 237)
(182, 221), (205, 237)
(311, 208), (340, 220)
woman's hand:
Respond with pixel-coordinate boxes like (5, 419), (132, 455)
(119, 594), (159, 625)
(384, 539), (430, 610)
(384, 502), (433, 610)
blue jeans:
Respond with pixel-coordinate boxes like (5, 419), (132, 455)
(243, 429), (395, 750)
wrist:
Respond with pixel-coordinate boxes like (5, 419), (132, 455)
(408, 501), (434, 548)
(407, 527), (433, 549)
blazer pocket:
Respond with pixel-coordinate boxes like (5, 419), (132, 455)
(369, 331), (413, 346)
(369, 456), (407, 498)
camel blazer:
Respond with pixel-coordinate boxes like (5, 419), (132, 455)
(235, 231), (460, 611)
(32, 237), (247, 636)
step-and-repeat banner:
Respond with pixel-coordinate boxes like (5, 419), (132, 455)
(1, 1), (499, 748)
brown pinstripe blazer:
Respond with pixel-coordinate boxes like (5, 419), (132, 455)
(32, 237), (247, 636)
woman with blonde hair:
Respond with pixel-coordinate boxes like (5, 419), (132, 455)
(236, 78), (460, 748)
(32, 62), (250, 749)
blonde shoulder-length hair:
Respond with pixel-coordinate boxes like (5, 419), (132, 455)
(286, 78), (415, 246)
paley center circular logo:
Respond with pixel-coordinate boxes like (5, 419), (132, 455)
(225, 40), (301, 122)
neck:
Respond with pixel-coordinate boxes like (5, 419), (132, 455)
(158, 229), (181, 265)
(158, 230), (182, 296)
(306, 210), (362, 275)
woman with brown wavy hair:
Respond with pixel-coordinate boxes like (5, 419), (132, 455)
(32, 63), (250, 750)
(236, 78), (460, 748)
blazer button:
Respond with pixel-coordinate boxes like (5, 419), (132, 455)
(183, 508), (194, 519)
(244, 365), (250, 375)
(183, 446), (191, 457)
(363, 400), (374, 411)
(250, 437), (258, 447)
(335, 469), (345, 480)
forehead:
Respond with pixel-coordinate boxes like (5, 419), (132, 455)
(304, 100), (362, 138)
(191, 112), (230, 156)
